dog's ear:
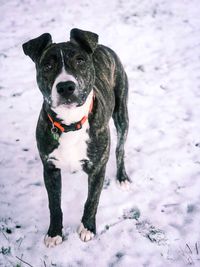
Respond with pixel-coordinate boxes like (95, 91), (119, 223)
(22, 33), (52, 62)
(70, 28), (98, 54)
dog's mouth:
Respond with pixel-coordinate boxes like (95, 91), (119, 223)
(53, 90), (89, 108)
(50, 89), (94, 126)
(57, 98), (78, 107)
(52, 96), (87, 109)
(50, 78), (91, 109)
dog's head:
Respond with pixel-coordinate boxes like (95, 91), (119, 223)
(22, 28), (98, 108)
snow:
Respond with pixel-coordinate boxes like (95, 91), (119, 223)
(1, 0), (200, 266)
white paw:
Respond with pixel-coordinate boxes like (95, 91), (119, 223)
(44, 235), (62, 248)
(117, 180), (132, 191)
(77, 223), (94, 242)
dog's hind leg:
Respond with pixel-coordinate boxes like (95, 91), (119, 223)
(43, 162), (63, 247)
(112, 70), (131, 190)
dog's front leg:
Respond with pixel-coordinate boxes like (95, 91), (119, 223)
(43, 162), (63, 248)
(78, 165), (106, 242)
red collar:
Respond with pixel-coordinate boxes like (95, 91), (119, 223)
(48, 96), (94, 134)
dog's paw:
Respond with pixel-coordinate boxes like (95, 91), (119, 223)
(77, 223), (94, 242)
(117, 180), (132, 191)
(44, 235), (62, 248)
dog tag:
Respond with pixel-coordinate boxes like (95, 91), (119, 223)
(51, 127), (59, 141)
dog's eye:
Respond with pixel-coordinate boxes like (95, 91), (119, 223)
(75, 56), (85, 65)
(43, 63), (53, 72)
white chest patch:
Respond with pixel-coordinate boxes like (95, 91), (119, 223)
(49, 122), (89, 173)
(48, 90), (93, 173)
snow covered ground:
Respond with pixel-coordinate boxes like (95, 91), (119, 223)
(1, 0), (200, 266)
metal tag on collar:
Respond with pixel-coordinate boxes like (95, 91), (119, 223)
(51, 126), (59, 141)
(76, 123), (82, 130)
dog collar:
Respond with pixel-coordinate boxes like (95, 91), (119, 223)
(47, 97), (94, 139)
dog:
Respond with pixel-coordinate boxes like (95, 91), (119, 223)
(22, 28), (130, 247)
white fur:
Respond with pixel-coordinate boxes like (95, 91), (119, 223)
(44, 235), (62, 248)
(51, 68), (78, 108)
(77, 223), (94, 242)
(49, 122), (89, 172)
(48, 90), (93, 172)
(52, 89), (94, 125)
(49, 48), (94, 172)
(51, 49), (78, 108)
(117, 180), (132, 191)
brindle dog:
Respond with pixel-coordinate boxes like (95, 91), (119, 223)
(22, 28), (130, 247)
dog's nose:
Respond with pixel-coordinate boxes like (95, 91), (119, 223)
(56, 81), (76, 97)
